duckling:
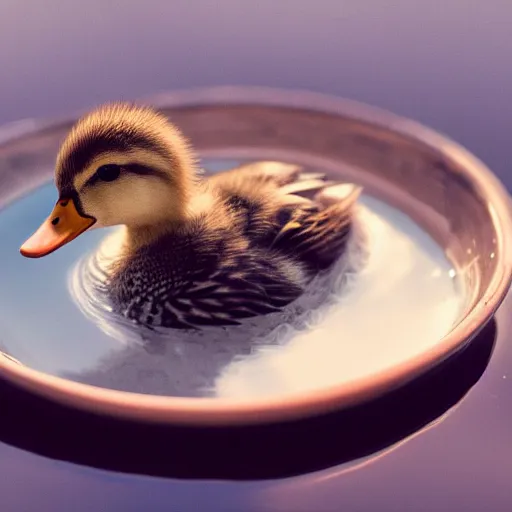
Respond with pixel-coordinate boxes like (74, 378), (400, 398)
(20, 103), (361, 329)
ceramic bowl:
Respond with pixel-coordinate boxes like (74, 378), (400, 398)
(0, 86), (511, 425)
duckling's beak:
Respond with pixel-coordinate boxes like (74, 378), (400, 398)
(20, 198), (96, 258)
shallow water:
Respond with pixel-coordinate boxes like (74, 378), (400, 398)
(0, 160), (465, 399)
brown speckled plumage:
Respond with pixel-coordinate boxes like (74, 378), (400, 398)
(54, 103), (361, 329)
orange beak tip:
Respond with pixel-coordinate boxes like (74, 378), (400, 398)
(19, 238), (53, 258)
(18, 198), (95, 259)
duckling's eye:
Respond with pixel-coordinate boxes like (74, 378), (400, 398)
(96, 164), (121, 182)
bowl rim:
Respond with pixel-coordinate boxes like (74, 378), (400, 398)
(1, 85), (511, 426)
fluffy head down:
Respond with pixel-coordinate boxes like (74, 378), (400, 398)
(55, 102), (198, 228)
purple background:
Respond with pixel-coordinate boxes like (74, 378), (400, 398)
(0, 1), (511, 511)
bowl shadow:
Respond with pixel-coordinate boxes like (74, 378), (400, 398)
(0, 317), (496, 480)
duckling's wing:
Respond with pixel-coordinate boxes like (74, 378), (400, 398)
(271, 184), (362, 270)
(209, 161), (361, 263)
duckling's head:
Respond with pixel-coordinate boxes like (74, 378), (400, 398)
(20, 102), (197, 258)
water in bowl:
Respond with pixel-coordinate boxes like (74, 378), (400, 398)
(0, 159), (466, 399)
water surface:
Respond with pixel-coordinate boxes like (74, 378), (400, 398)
(0, 159), (464, 399)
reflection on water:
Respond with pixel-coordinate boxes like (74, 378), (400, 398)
(0, 160), (465, 399)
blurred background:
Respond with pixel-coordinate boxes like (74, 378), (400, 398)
(1, 2), (512, 511)
(1, 1), (511, 186)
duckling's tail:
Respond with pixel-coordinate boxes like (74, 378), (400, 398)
(278, 169), (362, 209)
(278, 172), (335, 199)
(314, 183), (363, 210)
(272, 181), (362, 271)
